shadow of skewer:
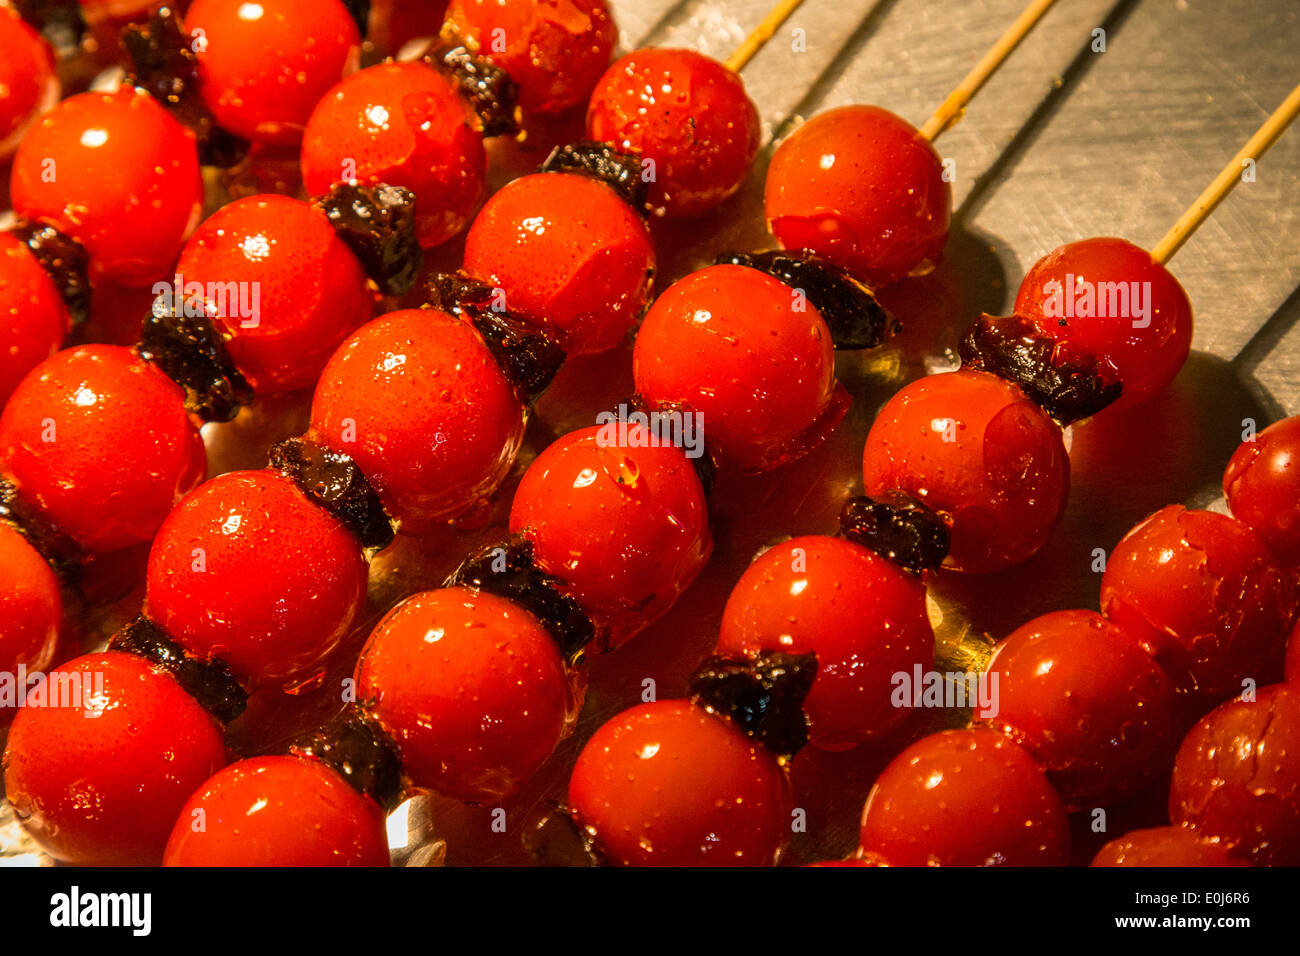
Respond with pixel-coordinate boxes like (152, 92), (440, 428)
(954, 0), (1141, 226)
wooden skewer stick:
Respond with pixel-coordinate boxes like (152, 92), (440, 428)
(725, 0), (809, 73)
(1151, 81), (1300, 264)
(918, 0), (1059, 141)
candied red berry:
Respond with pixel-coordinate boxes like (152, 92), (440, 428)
(985, 609), (1177, 807)
(858, 728), (1069, 866)
(2, 651), (226, 866)
(586, 49), (760, 217)
(0, 345), (206, 554)
(187, 0), (361, 145)
(1091, 825), (1244, 867)
(862, 369), (1069, 574)
(1223, 415), (1300, 565)
(10, 88), (203, 287)
(163, 755), (390, 867)
(0, 7), (58, 158)
(446, 0), (615, 115)
(717, 535), (933, 751)
(0, 525), (61, 726)
(0, 233), (71, 408)
(509, 423), (711, 650)
(633, 264), (847, 473)
(175, 194), (373, 393)
(355, 587), (575, 803)
(765, 105), (951, 287)
(145, 469), (368, 688)
(569, 699), (791, 866)
(1169, 683), (1300, 865)
(462, 171), (654, 356)
(1101, 505), (1294, 698)
(310, 308), (525, 531)
(1014, 238), (1193, 409)
(301, 61), (486, 249)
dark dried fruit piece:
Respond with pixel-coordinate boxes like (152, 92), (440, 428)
(317, 181), (423, 296)
(839, 492), (951, 575)
(12, 0), (84, 53)
(0, 475), (81, 583)
(11, 220), (90, 325)
(290, 706), (405, 807)
(959, 313), (1123, 425)
(689, 651), (818, 761)
(540, 141), (649, 211)
(445, 537), (595, 664)
(120, 4), (250, 168)
(268, 436), (394, 552)
(136, 295), (253, 423)
(429, 42), (519, 137)
(716, 249), (898, 349)
(427, 272), (565, 404)
(111, 614), (248, 725)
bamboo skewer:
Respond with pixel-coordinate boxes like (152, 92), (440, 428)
(918, 0), (1060, 141)
(1151, 81), (1300, 264)
(725, 0), (809, 73)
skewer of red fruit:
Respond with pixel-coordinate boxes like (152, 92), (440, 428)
(860, 81), (1300, 574)
(155, 417), (714, 866)
(764, 0), (1060, 286)
(844, 416), (1300, 867)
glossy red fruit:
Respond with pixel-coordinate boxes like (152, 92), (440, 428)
(0, 346), (206, 554)
(310, 308), (525, 531)
(187, 0), (361, 145)
(985, 609), (1177, 807)
(586, 49), (760, 217)
(301, 61), (486, 249)
(569, 699), (790, 866)
(0, 525), (61, 726)
(766, 105), (951, 288)
(1091, 826), (1244, 867)
(146, 469), (367, 688)
(446, 0), (615, 115)
(633, 264), (847, 473)
(858, 728), (1069, 866)
(1101, 505), (1294, 698)
(0, 7), (58, 158)
(0, 233), (71, 408)
(356, 587), (575, 803)
(1223, 415), (1300, 565)
(462, 171), (654, 356)
(1014, 238), (1193, 409)
(175, 194), (373, 393)
(10, 88), (203, 287)
(862, 369), (1069, 574)
(1170, 683), (1300, 865)
(509, 423), (711, 650)
(717, 535), (933, 751)
(2, 651), (226, 866)
(163, 755), (390, 867)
